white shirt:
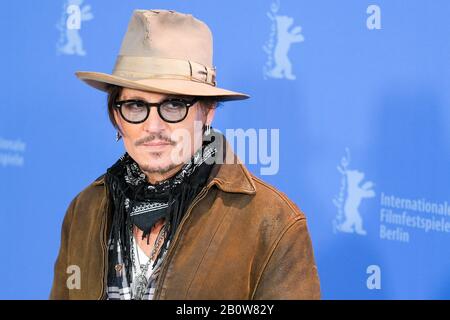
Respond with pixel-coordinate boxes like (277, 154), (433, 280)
(131, 235), (155, 286)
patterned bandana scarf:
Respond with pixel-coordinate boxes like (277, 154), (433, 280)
(104, 133), (218, 288)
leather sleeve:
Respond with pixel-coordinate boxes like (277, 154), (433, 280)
(252, 218), (321, 300)
(49, 195), (78, 300)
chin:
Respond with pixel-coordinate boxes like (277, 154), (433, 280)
(136, 154), (179, 173)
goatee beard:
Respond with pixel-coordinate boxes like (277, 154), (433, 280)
(139, 158), (183, 176)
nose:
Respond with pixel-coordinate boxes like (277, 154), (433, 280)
(142, 106), (167, 134)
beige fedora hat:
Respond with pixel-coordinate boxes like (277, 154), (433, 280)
(76, 9), (249, 101)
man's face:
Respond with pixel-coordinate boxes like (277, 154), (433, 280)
(114, 87), (215, 179)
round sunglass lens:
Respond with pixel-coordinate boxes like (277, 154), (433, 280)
(160, 100), (188, 122)
(121, 101), (148, 122)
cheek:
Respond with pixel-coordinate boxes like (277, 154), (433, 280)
(173, 108), (203, 135)
(188, 107), (206, 132)
(120, 120), (143, 143)
(168, 109), (203, 150)
(194, 106), (206, 122)
(190, 108), (206, 136)
(189, 108), (206, 146)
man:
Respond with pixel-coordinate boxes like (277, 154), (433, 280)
(50, 9), (320, 300)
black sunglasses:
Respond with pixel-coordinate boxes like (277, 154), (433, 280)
(114, 97), (199, 124)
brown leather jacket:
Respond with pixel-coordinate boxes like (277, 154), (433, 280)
(50, 142), (321, 300)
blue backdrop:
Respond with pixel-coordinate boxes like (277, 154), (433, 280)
(1, 0), (449, 299)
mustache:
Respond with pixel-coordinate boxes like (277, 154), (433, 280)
(135, 133), (177, 146)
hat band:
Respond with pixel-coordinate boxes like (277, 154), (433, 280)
(112, 56), (217, 86)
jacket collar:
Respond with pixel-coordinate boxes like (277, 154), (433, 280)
(92, 134), (257, 195)
(205, 137), (257, 194)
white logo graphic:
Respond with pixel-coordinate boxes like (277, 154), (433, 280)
(56, 0), (94, 56)
(263, 0), (304, 80)
(366, 265), (381, 290)
(0, 136), (26, 168)
(366, 4), (382, 30)
(66, 265), (81, 290)
(333, 148), (376, 235)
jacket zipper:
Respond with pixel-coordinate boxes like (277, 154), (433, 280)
(152, 184), (212, 299)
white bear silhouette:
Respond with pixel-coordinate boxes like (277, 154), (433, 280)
(266, 15), (304, 80)
(59, 0), (93, 56)
(338, 170), (375, 235)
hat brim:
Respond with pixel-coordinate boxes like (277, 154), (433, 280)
(75, 71), (249, 101)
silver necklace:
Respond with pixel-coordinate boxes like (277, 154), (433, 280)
(130, 224), (168, 300)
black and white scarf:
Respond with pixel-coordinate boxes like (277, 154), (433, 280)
(104, 132), (218, 296)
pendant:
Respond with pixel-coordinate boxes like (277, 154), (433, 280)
(132, 273), (149, 300)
